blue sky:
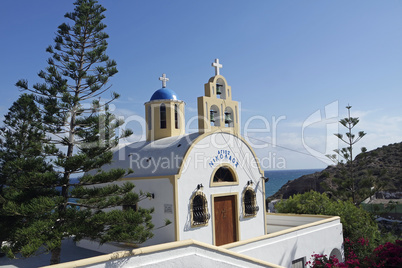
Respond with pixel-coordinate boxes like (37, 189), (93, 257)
(1, 0), (401, 169)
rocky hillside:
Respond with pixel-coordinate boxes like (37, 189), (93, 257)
(268, 142), (402, 200)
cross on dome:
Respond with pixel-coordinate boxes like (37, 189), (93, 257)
(159, 73), (169, 88)
(212, 58), (222, 76)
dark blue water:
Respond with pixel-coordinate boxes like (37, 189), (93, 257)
(264, 169), (323, 198)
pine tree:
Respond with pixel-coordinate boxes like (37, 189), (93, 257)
(0, 94), (59, 258)
(326, 105), (368, 204)
(3, 0), (153, 264)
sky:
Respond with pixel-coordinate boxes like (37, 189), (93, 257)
(1, 0), (401, 170)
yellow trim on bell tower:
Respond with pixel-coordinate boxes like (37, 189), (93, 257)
(198, 59), (240, 135)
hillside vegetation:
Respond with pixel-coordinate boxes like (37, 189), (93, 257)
(268, 142), (402, 200)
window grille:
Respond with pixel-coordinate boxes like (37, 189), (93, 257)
(191, 193), (210, 226)
(244, 188), (259, 217)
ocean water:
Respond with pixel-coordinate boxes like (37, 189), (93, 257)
(264, 169), (323, 198)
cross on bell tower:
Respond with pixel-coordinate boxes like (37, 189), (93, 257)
(212, 59), (222, 76)
(159, 73), (169, 88)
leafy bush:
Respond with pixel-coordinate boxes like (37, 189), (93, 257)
(275, 191), (381, 251)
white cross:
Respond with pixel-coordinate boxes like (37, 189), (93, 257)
(159, 73), (169, 88)
(212, 58), (222, 76)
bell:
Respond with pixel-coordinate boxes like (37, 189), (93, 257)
(216, 84), (223, 95)
(210, 110), (216, 123)
(225, 112), (232, 124)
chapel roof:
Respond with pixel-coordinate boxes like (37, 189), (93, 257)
(111, 132), (200, 178)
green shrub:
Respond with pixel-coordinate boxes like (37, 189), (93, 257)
(276, 191), (382, 252)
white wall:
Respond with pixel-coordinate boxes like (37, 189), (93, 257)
(54, 241), (282, 268)
(266, 213), (331, 233)
(126, 178), (176, 247)
(178, 132), (265, 244)
(225, 217), (344, 268)
(78, 178), (176, 253)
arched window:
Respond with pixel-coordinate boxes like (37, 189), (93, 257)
(174, 104), (179, 129)
(191, 192), (210, 227)
(213, 166), (235, 182)
(160, 103), (166, 129)
(243, 188), (259, 217)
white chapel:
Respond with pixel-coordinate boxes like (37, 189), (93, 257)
(75, 59), (344, 268)
(92, 59), (266, 247)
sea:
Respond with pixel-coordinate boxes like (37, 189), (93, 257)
(264, 169), (323, 198)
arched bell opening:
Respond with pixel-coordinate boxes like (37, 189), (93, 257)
(216, 78), (227, 99)
(210, 105), (220, 127)
(224, 107), (234, 127)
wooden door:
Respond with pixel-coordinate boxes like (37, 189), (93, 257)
(214, 195), (237, 246)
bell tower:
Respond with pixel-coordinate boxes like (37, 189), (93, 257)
(145, 74), (185, 141)
(197, 59), (240, 135)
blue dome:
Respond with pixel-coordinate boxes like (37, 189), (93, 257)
(150, 88), (179, 101)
